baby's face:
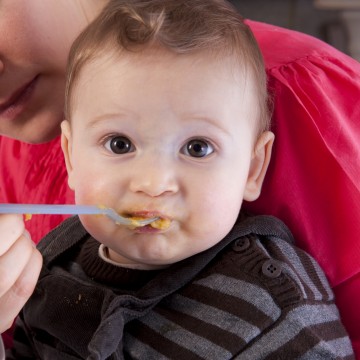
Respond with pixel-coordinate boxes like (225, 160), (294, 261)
(62, 49), (269, 269)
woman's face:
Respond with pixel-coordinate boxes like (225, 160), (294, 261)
(0, 0), (106, 143)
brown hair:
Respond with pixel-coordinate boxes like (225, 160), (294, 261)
(65, 0), (271, 132)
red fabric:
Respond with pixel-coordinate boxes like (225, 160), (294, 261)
(0, 20), (359, 356)
(246, 20), (360, 357)
(0, 136), (74, 242)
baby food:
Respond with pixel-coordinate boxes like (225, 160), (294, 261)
(129, 216), (171, 230)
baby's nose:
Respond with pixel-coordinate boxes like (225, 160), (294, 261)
(129, 159), (179, 197)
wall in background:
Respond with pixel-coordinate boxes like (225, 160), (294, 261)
(229, 0), (350, 56)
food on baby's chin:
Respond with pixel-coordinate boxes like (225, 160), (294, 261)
(128, 216), (171, 230)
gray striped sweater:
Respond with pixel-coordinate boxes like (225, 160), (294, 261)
(8, 215), (354, 359)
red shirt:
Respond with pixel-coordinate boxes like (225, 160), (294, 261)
(1, 20), (359, 356)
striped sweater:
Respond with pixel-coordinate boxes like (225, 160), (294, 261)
(8, 215), (354, 360)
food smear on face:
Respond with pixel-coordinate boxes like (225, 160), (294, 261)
(128, 216), (171, 230)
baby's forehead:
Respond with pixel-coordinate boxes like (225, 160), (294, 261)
(74, 46), (256, 101)
(70, 49), (259, 133)
(78, 45), (252, 83)
(68, 47), (261, 135)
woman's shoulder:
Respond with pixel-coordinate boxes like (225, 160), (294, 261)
(247, 19), (359, 70)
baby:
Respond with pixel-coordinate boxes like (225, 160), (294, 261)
(8, 0), (353, 359)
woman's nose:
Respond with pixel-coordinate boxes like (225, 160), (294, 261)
(129, 159), (179, 197)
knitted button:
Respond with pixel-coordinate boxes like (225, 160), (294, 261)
(262, 259), (282, 278)
(232, 237), (250, 252)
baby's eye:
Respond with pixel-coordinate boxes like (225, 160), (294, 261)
(104, 136), (135, 154)
(181, 139), (214, 158)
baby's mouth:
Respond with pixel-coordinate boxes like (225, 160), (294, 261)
(124, 212), (172, 230)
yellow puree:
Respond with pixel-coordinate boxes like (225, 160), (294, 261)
(97, 205), (171, 229)
(129, 217), (171, 230)
(24, 214), (32, 221)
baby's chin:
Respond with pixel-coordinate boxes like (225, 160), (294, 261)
(105, 244), (176, 270)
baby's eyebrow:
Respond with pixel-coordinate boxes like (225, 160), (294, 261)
(87, 111), (136, 128)
(181, 115), (232, 137)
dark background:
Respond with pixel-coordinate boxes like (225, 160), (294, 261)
(229, 0), (350, 56)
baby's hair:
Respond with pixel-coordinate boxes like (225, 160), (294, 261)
(65, 0), (271, 133)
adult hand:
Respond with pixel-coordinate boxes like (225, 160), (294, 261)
(0, 214), (42, 333)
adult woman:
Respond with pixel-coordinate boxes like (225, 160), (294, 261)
(1, 0), (360, 356)
(0, 0), (108, 338)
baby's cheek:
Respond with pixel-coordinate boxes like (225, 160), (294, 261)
(79, 213), (117, 245)
(196, 195), (241, 238)
(74, 182), (108, 206)
(185, 207), (236, 247)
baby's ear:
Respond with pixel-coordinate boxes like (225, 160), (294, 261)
(244, 131), (274, 202)
(60, 120), (75, 190)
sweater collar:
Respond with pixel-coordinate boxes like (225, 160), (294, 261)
(39, 214), (293, 300)
(78, 237), (160, 291)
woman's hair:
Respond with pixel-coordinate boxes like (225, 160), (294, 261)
(65, 0), (271, 133)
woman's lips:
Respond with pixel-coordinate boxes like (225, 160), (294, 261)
(0, 75), (39, 119)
